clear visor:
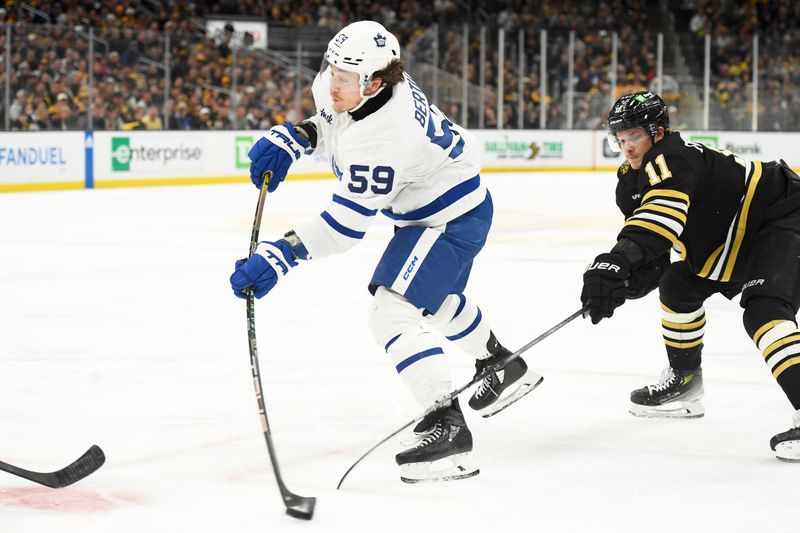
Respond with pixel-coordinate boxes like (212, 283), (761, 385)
(606, 131), (622, 153)
(606, 128), (651, 153)
(319, 55), (363, 94)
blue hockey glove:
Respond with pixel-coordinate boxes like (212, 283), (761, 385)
(230, 240), (298, 299)
(248, 124), (309, 192)
(581, 252), (630, 324)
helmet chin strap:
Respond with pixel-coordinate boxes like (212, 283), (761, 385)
(348, 81), (385, 113)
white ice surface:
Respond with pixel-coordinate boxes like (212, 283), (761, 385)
(0, 172), (796, 532)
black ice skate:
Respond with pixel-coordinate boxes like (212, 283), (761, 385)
(769, 409), (800, 462)
(395, 399), (479, 483)
(468, 333), (543, 418)
(400, 404), (445, 448)
(629, 366), (704, 418)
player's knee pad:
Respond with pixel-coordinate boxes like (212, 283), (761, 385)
(742, 296), (797, 344)
(369, 288), (450, 404)
(424, 293), (462, 329)
(367, 286), (424, 347)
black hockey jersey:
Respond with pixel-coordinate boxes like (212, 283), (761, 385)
(615, 131), (800, 282)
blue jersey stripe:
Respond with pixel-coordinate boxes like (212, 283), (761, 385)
(446, 308), (482, 341)
(381, 175), (480, 221)
(320, 211), (366, 239)
(395, 347), (444, 373)
(332, 194), (378, 217)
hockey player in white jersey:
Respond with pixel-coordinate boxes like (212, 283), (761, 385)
(229, 20), (542, 483)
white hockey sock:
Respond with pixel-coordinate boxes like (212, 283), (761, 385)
(386, 325), (451, 406)
(426, 293), (493, 360)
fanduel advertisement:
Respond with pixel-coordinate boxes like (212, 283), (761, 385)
(0, 132), (84, 186)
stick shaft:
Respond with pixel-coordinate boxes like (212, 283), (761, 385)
(336, 308), (585, 489)
(244, 173), (315, 518)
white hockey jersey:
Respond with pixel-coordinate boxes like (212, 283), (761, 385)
(294, 68), (485, 259)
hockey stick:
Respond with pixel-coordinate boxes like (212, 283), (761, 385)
(336, 307), (586, 489)
(245, 171), (316, 520)
(0, 445), (105, 488)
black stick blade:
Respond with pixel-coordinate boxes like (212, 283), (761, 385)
(52, 445), (106, 488)
(0, 445), (106, 489)
(284, 494), (316, 520)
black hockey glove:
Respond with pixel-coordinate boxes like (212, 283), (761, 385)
(626, 253), (670, 299)
(581, 252), (630, 324)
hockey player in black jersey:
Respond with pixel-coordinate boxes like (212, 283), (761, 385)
(580, 90), (800, 461)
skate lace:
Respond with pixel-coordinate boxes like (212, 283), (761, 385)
(414, 422), (444, 448)
(793, 409), (800, 428)
(474, 370), (503, 398)
(648, 367), (677, 393)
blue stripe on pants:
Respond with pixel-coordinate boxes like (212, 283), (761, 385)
(395, 347), (444, 373)
(446, 308), (482, 341)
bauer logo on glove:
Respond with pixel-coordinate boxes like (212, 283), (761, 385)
(581, 252), (631, 324)
(585, 260), (623, 273)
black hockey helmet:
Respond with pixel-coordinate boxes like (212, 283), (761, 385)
(606, 91), (669, 152)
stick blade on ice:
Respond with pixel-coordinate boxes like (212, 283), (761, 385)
(50, 445), (106, 488)
(284, 494), (316, 520)
(0, 445), (106, 489)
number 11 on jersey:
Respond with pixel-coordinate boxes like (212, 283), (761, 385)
(644, 154), (673, 186)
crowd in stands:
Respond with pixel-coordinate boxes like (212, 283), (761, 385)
(682, 0), (800, 130)
(1, 0), (312, 132)
(0, 0), (797, 132)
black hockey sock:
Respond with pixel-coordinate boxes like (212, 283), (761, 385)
(776, 366), (800, 410)
(667, 348), (702, 371)
(744, 298), (800, 409)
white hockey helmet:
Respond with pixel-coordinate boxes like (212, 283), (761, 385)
(324, 20), (401, 88)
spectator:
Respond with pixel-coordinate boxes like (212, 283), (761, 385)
(11, 110), (34, 130)
(123, 106), (148, 130)
(230, 105), (249, 130)
(9, 90), (28, 123)
(196, 107), (213, 130)
(52, 106), (77, 130)
(33, 102), (52, 130)
(104, 104), (124, 130)
(141, 105), (164, 130)
(169, 101), (194, 130)
(91, 101), (108, 130)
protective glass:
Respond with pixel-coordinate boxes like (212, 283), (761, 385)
(606, 131), (622, 153)
(319, 56), (362, 94)
(607, 129), (649, 153)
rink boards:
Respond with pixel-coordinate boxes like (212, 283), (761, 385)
(0, 129), (797, 192)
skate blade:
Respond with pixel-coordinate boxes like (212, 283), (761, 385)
(478, 372), (544, 419)
(774, 440), (800, 462)
(399, 453), (479, 483)
(629, 399), (705, 419)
